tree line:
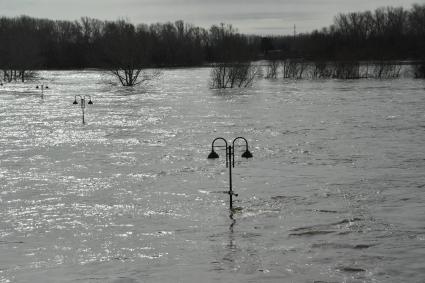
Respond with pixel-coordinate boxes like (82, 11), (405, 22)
(263, 4), (425, 62)
(0, 17), (259, 81)
(0, 3), (424, 85)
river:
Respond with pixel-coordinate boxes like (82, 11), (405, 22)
(1, 69), (425, 282)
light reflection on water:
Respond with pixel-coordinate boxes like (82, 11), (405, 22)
(1, 69), (425, 282)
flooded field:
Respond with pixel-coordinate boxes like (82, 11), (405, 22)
(1, 69), (425, 282)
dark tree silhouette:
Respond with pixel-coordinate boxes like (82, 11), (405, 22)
(0, 16), (42, 82)
(101, 20), (158, 86)
(0, 3), (424, 82)
(208, 24), (260, 88)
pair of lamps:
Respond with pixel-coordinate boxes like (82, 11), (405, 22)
(36, 84), (49, 98)
(72, 95), (93, 124)
(208, 137), (253, 160)
(73, 95), (93, 105)
(207, 137), (253, 210)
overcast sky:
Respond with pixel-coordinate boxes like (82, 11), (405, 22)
(0, 0), (422, 35)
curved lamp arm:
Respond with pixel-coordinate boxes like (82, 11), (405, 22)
(208, 137), (229, 167)
(232, 137), (253, 167)
(85, 95), (93, 104)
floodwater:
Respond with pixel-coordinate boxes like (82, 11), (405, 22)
(1, 69), (425, 283)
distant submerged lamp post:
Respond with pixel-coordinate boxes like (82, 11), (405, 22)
(36, 84), (49, 98)
(208, 137), (253, 210)
(73, 95), (93, 124)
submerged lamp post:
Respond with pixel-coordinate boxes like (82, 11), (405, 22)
(208, 137), (253, 210)
(73, 95), (93, 124)
(36, 84), (48, 98)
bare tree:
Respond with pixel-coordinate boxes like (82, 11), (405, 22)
(282, 59), (308, 79)
(102, 20), (160, 87)
(413, 62), (425, 78)
(109, 68), (162, 87)
(0, 16), (42, 82)
(311, 61), (333, 79)
(372, 61), (402, 79)
(333, 61), (361, 79)
(265, 59), (280, 79)
(210, 63), (258, 89)
(208, 24), (259, 88)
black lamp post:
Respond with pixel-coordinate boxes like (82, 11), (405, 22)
(208, 137), (253, 210)
(72, 95), (93, 124)
(36, 84), (48, 98)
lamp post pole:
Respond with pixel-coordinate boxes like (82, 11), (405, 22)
(228, 145), (234, 209)
(208, 137), (253, 210)
(73, 95), (93, 124)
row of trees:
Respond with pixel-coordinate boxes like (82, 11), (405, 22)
(264, 60), (410, 80)
(0, 17), (260, 84)
(264, 4), (425, 62)
(213, 4), (425, 87)
(0, 4), (424, 86)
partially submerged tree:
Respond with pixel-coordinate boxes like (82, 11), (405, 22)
(371, 61), (402, 79)
(210, 62), (258, 88)
(209, 24), (259, 89)
(102, 20), (160, 86)
(413, 62), (425, 78)
(333, 61), (361, 79)
(264, 58), (280, 79)
(108, 68), (162, 87)
(0, 16), (42, 82)
(311, 61), (333, 79)
(282, 59), (308, 79)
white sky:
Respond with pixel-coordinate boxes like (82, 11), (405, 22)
(0, 0), (422, 35)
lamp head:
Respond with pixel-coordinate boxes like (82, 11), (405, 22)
(88, 99), (93, 105)
(73, 99), (78, 105)
(241, 149), (253, 158)
(207, 150), (219, 159)
(36, 85), (39, 89)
